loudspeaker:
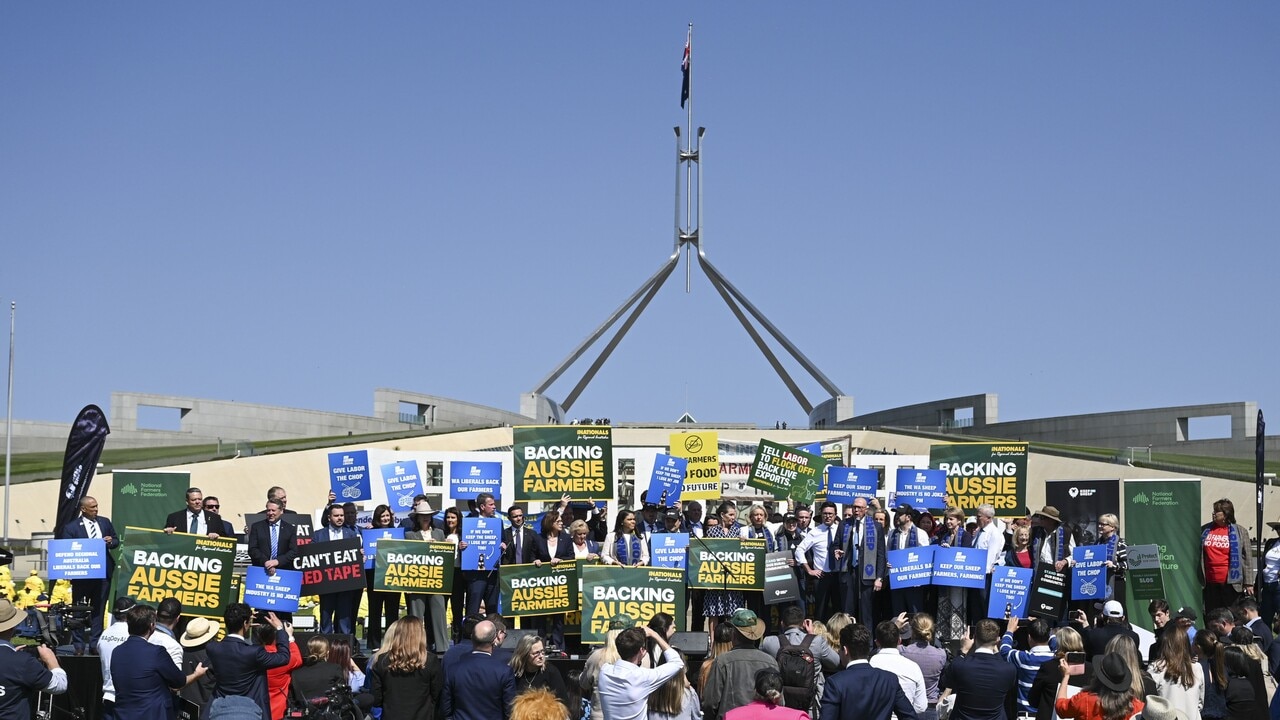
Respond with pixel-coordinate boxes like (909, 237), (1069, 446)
(501, 628), (539, 649)
(669, 631), (709, 657)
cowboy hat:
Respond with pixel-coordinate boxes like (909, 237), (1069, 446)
(728, 608), (766, 641)
(181, 617), (222, 647)
(1032, 506), (1062, 523)
(0, 599), (27, 633)
(412, 499), (436, 516)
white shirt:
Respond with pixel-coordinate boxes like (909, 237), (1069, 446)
(98, 618), (131, 702)
(597, 648), (685, 720)
(148, 625), (184, 669)
(890, 525), (931, 551)
(870, 646), (929, 713)
(186, 510), (207, 536)
(975, 520), (1005, 573)
(795, 522), (841, 572)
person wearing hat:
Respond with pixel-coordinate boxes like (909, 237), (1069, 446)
(99, 596), (138, 719)
(1072, 601), (1140, 662)
(1200, 498), (1255, 615)
(1139, 696), (1190, 720)
(639, 502), (663, 537)
(887, 504), (931, 616)
(1031, 506), (1076, 573)
(179, 616), (221, 714)
(405, 498), (451, 653)
(702, 609), (779, 720)
(1054, 651), (1144, 720)
(312, 503), (360, 635)
(659, 506), (685, 534)
(1, 602), (68, 716)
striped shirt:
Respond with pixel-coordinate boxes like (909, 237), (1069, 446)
(999, 632), (1058, 715)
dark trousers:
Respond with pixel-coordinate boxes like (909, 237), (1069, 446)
(319, 592), (355, 634)
(843, 576), (877, 626)
(968, 576), (992, 624)
(70, 578), (109, 648)
(465, 570), (500, 617)
(1203, 582), (1242, 615)
(891, 587), (926, 616)
(1260, 581), (1280, 630)
(364, 569), (401, 646)
(689, 589), (706, 631)
(815, 572), (843, 621)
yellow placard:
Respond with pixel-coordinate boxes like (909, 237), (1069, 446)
(670, 431), (720, 501)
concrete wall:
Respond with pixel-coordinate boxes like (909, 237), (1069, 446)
(842, 394), (999, 429)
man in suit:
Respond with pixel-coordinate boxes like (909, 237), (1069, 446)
(463, 493), (502, 617)
(313, 504), (359, 634)
(794, 502), (846, 620)
(939, 619), (1018, 720)
(501, 504), (538, 566)
(248, 499), (299, 622)
(163, 487), (224, 539)
(205, 603), (292, 720)
(110, 604), (205, 720)
(842, 497), (886, 627)
(441, 619), (515, 720)
(59, 495), (119, 650)
(821, 622), (919, 720)
(202, 496), (237, 536)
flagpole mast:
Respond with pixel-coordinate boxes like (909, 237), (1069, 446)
(4, 301), (14, 545)
(684, 23), (694, 292)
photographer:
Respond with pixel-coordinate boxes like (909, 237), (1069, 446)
(0, 598), (67, 720)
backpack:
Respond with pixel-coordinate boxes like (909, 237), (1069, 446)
(776, 632), (819, 711)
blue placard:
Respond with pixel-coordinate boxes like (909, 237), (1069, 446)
(380, 460), (424, 513)
(449, 461), (503, 500)
(988, 565), (1035, 619)
(461, 517), (502, 571)
(894, 468), (948, 509)
(645, 454), (687, 506)
(243, 566), (302, 612)
(328, 450), (372, 502)
(826, 467), (878, 504)
(362, 527), (405, 569)
(931, 546), (988, 589)
(1071, 544), (1110, 601)
(47, 538), (107, 580)
(887, 546), (935, 589)
(650, 532), (690, 569)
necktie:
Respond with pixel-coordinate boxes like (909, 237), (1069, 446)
(515, 530), (522, 561)
(87, 519), (99, 539)
(827, 525), (836, 572)
(190, 513), (199, 535)
(270, 523), (279, 560)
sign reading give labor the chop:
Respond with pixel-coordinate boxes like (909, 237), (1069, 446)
(513, 426), (613, 501)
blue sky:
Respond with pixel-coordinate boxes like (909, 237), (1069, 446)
(3, 4), (1277, 432)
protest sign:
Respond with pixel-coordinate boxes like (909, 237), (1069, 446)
(380, 460), (423, 513)
(362, 528), (405, 569)
(1123, 479), (1200, 630)
(499, 561), (579, 617)
(888, 546), (935, 589)
(1126, 544), (1165, 600)
(826, 467), (878, 504)
(449, 461), (502, 500)
(1029, 563), (1068, 620)
(746, 440), (827, 506)
(580, 565), (685, 643)
(292, 537), (364, 594)
(687, 538), (765, 591)
(893, 469), (948, 510)
(645, 454), (687, 506)
(670, 431), (720, 501)
(989, 565), (1034, 619)
(113, 528), (236, 618)
(764, 551), (801, 606)
(931, 546), (987, 589)
(374, 539), (455, 595)
(328, 450), (373, 502)
(513, 426), (613, 501)
(460, 517), (502, 571)
(47, 539), (107, 580)
(930, 442), (1027, 516)
(243, 566), (302, 612)
(1071, 544), (1109, 601)
(112, 471), (190, 539)
(650, 533), (690, 570)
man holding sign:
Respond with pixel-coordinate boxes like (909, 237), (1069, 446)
(886, 505), (931, 616)
(59, 496), (118, 650)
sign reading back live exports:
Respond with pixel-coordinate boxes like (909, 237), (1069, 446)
(930, 442), (1027, 515)
(514, 426), (613, 501)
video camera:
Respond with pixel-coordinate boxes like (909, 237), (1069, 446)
(285, 683), (361, 720)
(27, 602), (95, 649)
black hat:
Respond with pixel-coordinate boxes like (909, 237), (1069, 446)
(112, 596), (137, 614)
(783, 512), (799, 522)
(663, 508), (681, 520)
(893, 503), (916, 517)
(1096, 653), (1133, 692)
(1173, 607), (1199, 623)
(642, 502), (658, 512)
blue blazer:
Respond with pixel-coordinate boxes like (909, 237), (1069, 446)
(110, 635), (186, 720)
(442, 650), (515, 720)
(534, 531), (575, 563)
(311, 525), (359, 543)
(821, 661), (919, 720)
(939, 651), (1018, 720)
(61, 515), (120, 574)
(205, 630), (292, 720)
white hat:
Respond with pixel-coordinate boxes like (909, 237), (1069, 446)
(412, 499), (436, 516)
(1103, 600), (1125, 618)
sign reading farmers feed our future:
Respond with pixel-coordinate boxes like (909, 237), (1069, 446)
(686, 538), (765, 591)
(580, 565), (685, 643)
(113, 528), (237, 618)
(513, 426), (613, 501)
(670, 431), (720, 501)
(746, 439), (827, 506)
(930, 442), (1027, 516)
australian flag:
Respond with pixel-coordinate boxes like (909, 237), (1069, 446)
(680, 29), (690, 108)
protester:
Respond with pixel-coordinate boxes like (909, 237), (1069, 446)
(971, 505), (1007, 625)
(702, 609), (778, 720)
(203, 497), (236, 536)
(532, 511), (575, 651)
(739, 505), (780, 621)
(461, 492), (503, 618)
(702, 503), (746, 632)
(601, 509), (650, 567)
(404, 499), (450, 653)
(365, 504), (403, 650)
(723, 667), (809, 720)
(312, 504), (359, 635)
(1200, 499), (1254, 614)
(1003, 525), (1035, 569)
(510, 633), (569, 708)
(794, 502), (844, 622)
(437, 506), (466, 643)
(821, 623), (919, 720)
(933, 507), (971, 644)
(1054, 652), (1144, 720)
(503, 505), (541, 566)
(371, 616), (445, 720)
(1096, 514), (1128, 605)
(843, 497), (886, 628)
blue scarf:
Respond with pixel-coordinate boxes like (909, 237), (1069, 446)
(861, 517), (879, 580)
(1054, 526), (1068, 562)
(616, 534), (641, 565)
(1202, 524), (1243, 584)
(748, 525), (776, 553)
(890, 525), (920, 550)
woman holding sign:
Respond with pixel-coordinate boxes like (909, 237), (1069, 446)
(366, 504), (402, 650)
(934, 507), (972, 645)
(703, 502), (745, 636)
(601, 509), (649, 567)
(1096, 514), (1128, 607)
(406, 500), (451, 653)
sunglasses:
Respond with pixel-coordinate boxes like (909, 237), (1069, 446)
(205, 505), (220, 510)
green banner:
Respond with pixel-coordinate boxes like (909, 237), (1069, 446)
(513, 426), (613, 501)
(1123, 479), (1200, 631)
(499, 561), (581, 617)
(111, 527), (236, 619)
(1126, 544), (1166, 601)
(746, 440), (827, 505)
(374, 539), (455, 595)
(112, 471), (191, 540)
(686, 538), (765, 591)
(580, 565), (685, 644)
(930, 442), (1027, 517)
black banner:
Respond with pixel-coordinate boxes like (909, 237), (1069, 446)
(1045, 479), (1120, 546)
(1029, 563), (1068, 620)
(290, 536), (364, 594)
(1258, 410), (1266, 583)
(763, 551), (801, 606)
(54, 405), (110, 539)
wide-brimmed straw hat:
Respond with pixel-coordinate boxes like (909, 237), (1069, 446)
(181, 617), (222, 647)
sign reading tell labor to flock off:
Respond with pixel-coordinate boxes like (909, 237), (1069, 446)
(580, 565), (685, 644)
(746, 440), (827, 506)
(380, 460), (423, 512)
(686, 538), (765, 591)
(930, 442), (1027, 516)
(499, 561), (580, 617)
(670, 431), (720, 501)
(374, 539), (455, 595)
(449, 461), (502, 500)
(645, 454), (687, 506)
(328, 450), (373, 502)
(113, 528), (237, 618)
(513, 426), (613, 501)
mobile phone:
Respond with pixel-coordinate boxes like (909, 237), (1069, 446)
(1066, 652), (1086, 676)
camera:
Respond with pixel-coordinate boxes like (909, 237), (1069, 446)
(28, 602), (94, 649)
(286, 683), (361, 720)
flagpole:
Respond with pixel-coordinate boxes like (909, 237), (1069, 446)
(4, 301), (14, 545)
(685, 23), (694, 292)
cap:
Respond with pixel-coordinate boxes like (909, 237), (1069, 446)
(113, 596), (138, 614)
(1103, 600), (1125, 618)
(608, 613), (635, 630)
(728, 608), (766, 641)
(663, 508), (681, 520)
(642, 503), (658, 512)
(1173, 607), (1198, 623)
(783, 512), (799, 522)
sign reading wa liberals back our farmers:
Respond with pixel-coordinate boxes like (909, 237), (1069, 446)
(930, 442), (1027, 516)
(449, 461), (502, 500)
(513, 426), (613, 501)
